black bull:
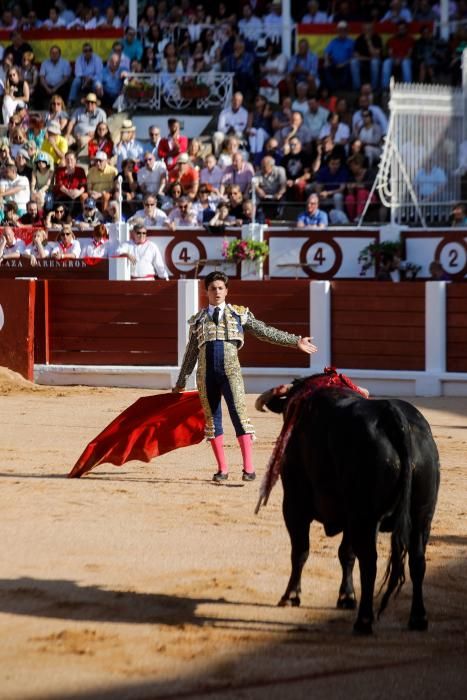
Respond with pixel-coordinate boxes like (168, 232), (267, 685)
(256, 376), (440, 634)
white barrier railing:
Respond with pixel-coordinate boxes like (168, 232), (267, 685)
(121, 72), (234, 112)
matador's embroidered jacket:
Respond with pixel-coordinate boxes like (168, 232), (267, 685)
(175, 304), (301, 390)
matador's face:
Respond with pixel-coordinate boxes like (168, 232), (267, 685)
(207, 281), (228, 307)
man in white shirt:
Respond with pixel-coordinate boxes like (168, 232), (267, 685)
(238, 4), (263, 43)
(301, 0), (329, 23)
(0, 163), (30, 215)
(0, 226), (25, 262)
(117, 223), (169, 280)
(200, 154), (224, 195)
(128, 195), (168, 228)
(137, 152), (167, 197)
(213, 92), (249, 156)
(166, 196), (198, 230)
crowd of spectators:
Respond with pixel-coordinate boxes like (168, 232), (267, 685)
(0, 0), (466, 263)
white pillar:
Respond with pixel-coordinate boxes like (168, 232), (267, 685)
(177, 279), (199, 389)
(416, 281), (446, 396)
(129, 0), (138, 30)
(309, 280), (331, 371)
(282, 0), (293, 58)
(108, 221), (130, 281)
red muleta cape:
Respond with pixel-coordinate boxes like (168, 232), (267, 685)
(68, 391), (205, 478)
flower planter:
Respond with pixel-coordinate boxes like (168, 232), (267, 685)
(180, 85), (210, 99)
(125, 86), (154, 100)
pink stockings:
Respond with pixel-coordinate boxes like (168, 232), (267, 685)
(209, 433), (255, 475)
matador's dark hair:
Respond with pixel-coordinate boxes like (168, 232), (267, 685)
(204, 271), (229, 289)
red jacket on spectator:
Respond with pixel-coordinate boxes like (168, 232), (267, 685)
(54, 165), (87, 199)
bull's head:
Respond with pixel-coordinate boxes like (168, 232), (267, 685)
(255, 383), (292, 414)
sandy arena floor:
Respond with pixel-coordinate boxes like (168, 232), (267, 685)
(0, 367), (466, 700)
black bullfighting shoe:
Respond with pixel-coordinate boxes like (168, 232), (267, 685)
(212, 471), (228, 482)
(242, 470), (256, 482)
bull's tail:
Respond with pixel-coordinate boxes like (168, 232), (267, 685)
(377, 403), (413, 618)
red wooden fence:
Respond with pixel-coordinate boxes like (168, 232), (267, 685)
(46, 281), (178, 366)
(0, 279), (35, 379)
(447, 284), (467, 372)
(331, 282), (426, 370)
(196, 280), (311, 368)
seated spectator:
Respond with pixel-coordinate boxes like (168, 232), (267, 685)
(213, 92), (249, 158)
(87, 151), (118, 213)
(272, 95), (293, 134)
(296, 193), (329, 228)
(382, 20), (414, 89)
(66, 93), (107, 152)
(45, 202), (72, 229)
(137, 151), (167, 198)
(0, 162), (30, 215)
(53, 150), (87, 208)
(4, 31), (32, 68)
(304, 95), (330, 140)
(319, 112), (350, 149)
(223, 38), (256, 100)
(116, 223), (169, 280)
(220, 152), (254, 195)
(42, 6), (66, 29)
(148, 125), (161, 157)
(451, 202), (467, 227)
(120, 158), (140, 214)
(301, 0), (329, 23)
(335, 96), (352, 128)
(123, 26), (143, 63)
(314, 153), (350, 224)
(254, 156), (287, 216)
(166, 195), (198, 229)
(128, 195), (168, 227)
(0, 138), (13, 176)
(287, 38), (320, 97)
(351, 22), (382, 91)
(44, 95), (69, 134)
(240, 198), (266, 225)
(218, 135), (241, 170)
(115, 119), (145, 172)
(97, 5), (122, 30)
(68, 43), (103, 107)
(413, 24), (444, 83)
(14, 148), (32, 182)
(26, 112), (46, 150)
(225, 184), (245, 220)
(88, 122), (115, 161)
(168, 153), (199, 200)
(352, 94), (388, 136)
(200, 153), (224, 195)
(282, 137), (315, 201)
(159, 181), (183, 213)
(157, 117), (188, 172)
(101, 52), (128, 110)
(73, 198), (104, 228)
(80, 223), (111, 259)
(414, 160), (448, 201)
(2, 200), (21, 227)
(291, 82), (311, 117)
(19, 199), (45, 226)
(238, 4), (263, 43)
(37, 46), (71, 106)
(2, 66), (29, 126)
(247, 95), (273, 165)
(345, 154), (378, 222)
(382, 0), (413, 23)
(262, 136), (283, 165)
(259, 39), (288, 101)
(51, 226), (81, 259)
(187, 139), (205, 171)
(356, 110), (383, 166)
(206, 200), (233, 229)
(275, 110), (313, 151)
(23, 229), (51, 265)
(0, 226), (25, 260)
(21, 51), (38, 105)
(193, 185), (217, 225)
(41, 121), (68, 166)
(324, 21), (355, 92)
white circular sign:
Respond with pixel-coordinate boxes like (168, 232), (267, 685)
(170, 240), (202, 273)
(305, 242), (338, 275)
(0, 304), (4, 331)
(439, 241), (467, 275)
